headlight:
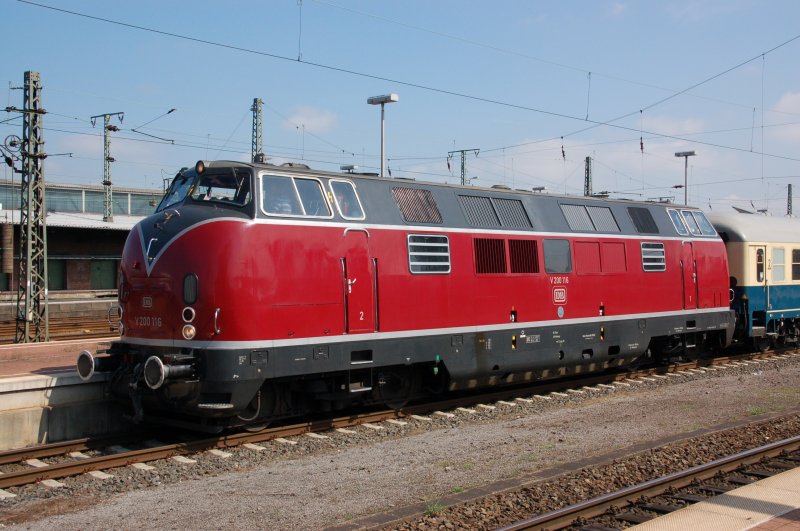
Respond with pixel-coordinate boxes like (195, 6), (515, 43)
(182, 324), (196, 340)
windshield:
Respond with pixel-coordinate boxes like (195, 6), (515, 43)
(190, 168), (251, 206)
(156, 172), (194, 212)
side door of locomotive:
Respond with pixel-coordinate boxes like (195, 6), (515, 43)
(341, 229), (376, 333)
(681, 241), (698, 309)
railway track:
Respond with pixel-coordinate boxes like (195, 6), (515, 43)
(0, 350), (795, 495)
(498, 435), (800, 530)
(0, 315), (119, 344)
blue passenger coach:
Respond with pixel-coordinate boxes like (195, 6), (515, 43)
(709, 212), (800, 350)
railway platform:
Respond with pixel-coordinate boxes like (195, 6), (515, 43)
(0, 338), (128, 450)
(632, 467), (800, 530)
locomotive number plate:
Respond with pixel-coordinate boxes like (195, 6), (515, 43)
(133, 315), (163, 328)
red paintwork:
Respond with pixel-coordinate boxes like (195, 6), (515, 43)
(120, 219), (731, 343)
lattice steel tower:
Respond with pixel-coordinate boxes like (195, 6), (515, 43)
(584, 156), (592, 196)
(251, 98), (263, 162)
(15, 71), (49, 343)
(91, 112), (123, 222)
(448, 148), (479, 186)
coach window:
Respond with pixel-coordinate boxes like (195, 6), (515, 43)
(330, 180), (365, 220)
(792, 250), (800, 280)
(756, 249), (765, 283)
(667, 209), (689, 236)
(543, 239), (572, 274)
(772, 248), (786, 282)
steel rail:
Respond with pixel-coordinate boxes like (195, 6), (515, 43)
(0, 434), (136, 466)
(497, 435), (800, 531)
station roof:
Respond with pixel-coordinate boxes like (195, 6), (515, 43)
(0, 209), (144, 231)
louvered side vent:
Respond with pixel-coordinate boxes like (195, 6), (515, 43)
(587, 206), (620, 232)
(458, 195), (500, 227)
(392, 187), (443, 224)
(560, 204), (594, 231)
(509, 239), (539, 273)
(629, 207), (659, 234)
(407, 234), (451, 274)
(493, 198), (532, 228)
(475, 238), (507, 274)
(641, 242), (666, 272)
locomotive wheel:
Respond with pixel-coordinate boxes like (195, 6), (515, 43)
(753, 336), (771, 353)
(379, 367), (416, 410)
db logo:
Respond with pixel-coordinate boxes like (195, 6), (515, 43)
(553, 287), (567, 305)
(142, 296), (153, 309)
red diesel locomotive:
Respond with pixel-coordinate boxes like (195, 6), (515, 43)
(77, 159), (734, 430)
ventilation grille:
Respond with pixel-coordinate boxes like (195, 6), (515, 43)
(459, 195), (532, 228)
(494, 198), (532, 228)
(561, 204), (620, 232)
(393, 187), (443, 224)
(475, 238), (507, 274)
(407, 234), (450, 274)
(459, 195), (500, 227)
(509, 239), (539, 273)
(641, 242), (666, 271)
(587, 206), (620, 232)
(561, 204), (594, 231)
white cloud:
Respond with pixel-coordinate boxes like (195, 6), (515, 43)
(282, 106), (336, 134)
(608, 2), (627, 17)
(642, 115), (706, 136)
(771, 92), (800, 143)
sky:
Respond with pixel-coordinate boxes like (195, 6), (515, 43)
(2, 0), (800, 214)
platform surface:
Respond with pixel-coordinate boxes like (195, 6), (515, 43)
(0, 338), (114, 378)
(632, 467), (800, 530)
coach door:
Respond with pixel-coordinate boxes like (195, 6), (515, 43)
(749, 245), (768, 312)
(342, 229), (376, 334)
(681, 242), (698, 309)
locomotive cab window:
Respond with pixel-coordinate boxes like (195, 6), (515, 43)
(260, 174), (332, 218)
(680, 210), (702, 235)
(157, 172), (194, 212)
(667, 209), (690, 236)
(330, 180), (365, 220)
(190, 169), (252, 207)
(692, 211), (717, 236)
(681, 210), (716, 236)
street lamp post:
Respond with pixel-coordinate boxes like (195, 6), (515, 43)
(674, 151), (696, 205)
(367, 93), (399, 177)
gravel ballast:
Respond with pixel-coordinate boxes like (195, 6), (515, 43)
(1, 356), (799, 530)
